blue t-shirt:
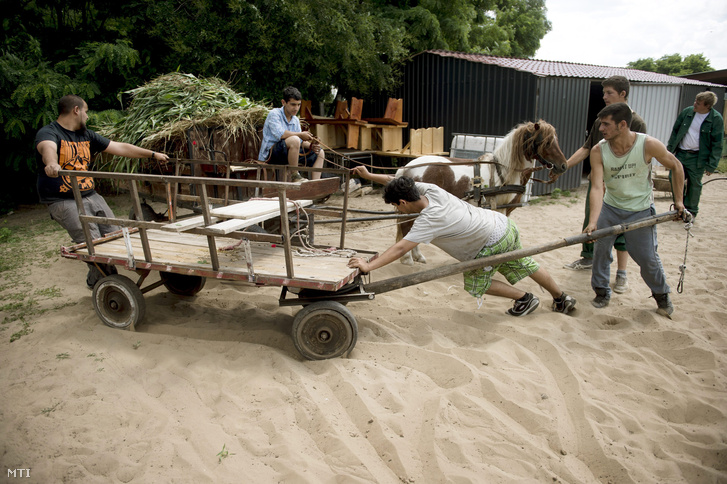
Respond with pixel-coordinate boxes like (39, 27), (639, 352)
(35, 121), (111, 203)
(258, 107), (300, 161)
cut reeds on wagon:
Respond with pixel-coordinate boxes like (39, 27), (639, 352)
(96, 72), (270, 172)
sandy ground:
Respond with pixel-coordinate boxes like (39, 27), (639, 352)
(1, 176), (726, 483)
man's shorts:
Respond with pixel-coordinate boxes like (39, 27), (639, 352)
(463, 219), (540, 298)
(269, 139), (318, 166)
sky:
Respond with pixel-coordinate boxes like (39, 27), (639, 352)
(535, 0), (727, 71)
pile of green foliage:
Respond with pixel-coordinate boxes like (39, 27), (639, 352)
(96, 73), (270, 172)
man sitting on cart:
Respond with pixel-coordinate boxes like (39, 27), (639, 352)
(258, 86), (325, 182)
(347, 167), (576, 316)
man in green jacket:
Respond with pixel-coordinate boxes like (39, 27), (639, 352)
(667, 91), (724, 219)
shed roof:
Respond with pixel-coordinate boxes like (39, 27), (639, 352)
(423, 50), (722, 87)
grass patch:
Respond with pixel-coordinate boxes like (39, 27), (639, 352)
(717, 156), (727, 174)
(41, 402), (61, 416)
(1, 212), (71, 342)
(10, 321), (34, 342)
(217, 444), (234, 463)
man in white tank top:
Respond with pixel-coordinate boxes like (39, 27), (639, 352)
(586, 103), (686, 318)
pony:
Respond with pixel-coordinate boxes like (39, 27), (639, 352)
(394, 120), (567, 264)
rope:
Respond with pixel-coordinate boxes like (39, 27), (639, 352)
(703, 177), (727, 186)
(293, 247), (358, 258)
(315, 219), (408, 237)
(287, 200), (359, 258)
(676, 209), (695, 294)
(676, 175), (727, 291)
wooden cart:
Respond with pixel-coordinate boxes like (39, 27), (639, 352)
(59, 168), (685, 360)
(59, 168), (378, 360)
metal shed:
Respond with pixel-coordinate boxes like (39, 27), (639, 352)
(373, 50), (725, 195)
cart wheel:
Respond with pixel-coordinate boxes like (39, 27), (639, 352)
(292, 301), (358, 360)
(93, 274), (146, 330)
(160, 271), (206, 296)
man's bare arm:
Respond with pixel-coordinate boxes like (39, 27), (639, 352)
(105, 141), (169, 161)
(348, 238), (418, 273)
(37, 140), (61, 177)
(351, 165), (394, 185)
(645, 137), (685, 214)
(585, 145), (605, 235)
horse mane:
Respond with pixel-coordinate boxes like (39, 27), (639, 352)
(493, 119), (557, 184)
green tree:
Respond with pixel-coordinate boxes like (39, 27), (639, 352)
(1, 0), (552, 210)
(627, 53), (712, 76)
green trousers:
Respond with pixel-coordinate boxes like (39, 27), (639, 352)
(581, 180), (626, 259)
(672, 150), (704, 216)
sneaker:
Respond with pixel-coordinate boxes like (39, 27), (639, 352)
(613, 274), (629, 294)
(564, 258), (593, 271)
(291, 172), (307, 183)
(653, 293), (674, 318)
(591, 294), (610, 308)
(552, 293), (577, 314)
(507, 293), (540, 317)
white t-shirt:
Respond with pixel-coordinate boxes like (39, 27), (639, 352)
(403, 183), (506, 261)
(679, 112), (708, 151)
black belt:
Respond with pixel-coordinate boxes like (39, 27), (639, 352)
(679, 149), (699, 154)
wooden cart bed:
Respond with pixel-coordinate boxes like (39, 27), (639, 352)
(65, 228), (371, 291)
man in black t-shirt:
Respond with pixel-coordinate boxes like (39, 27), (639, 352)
(35, 95), (170, 288)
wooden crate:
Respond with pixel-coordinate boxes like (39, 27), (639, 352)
(409, 127), (444, 155)
(360, 125), (404, 152)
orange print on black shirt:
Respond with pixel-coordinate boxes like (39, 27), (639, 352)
(58, 139), (94, 193)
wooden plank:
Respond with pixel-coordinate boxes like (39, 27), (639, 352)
(359, 125), (373, 151)
(313, 124), (339, 148)
(211, 200), (282, 219)
(307, 119), (366, 126)
(421, 128), (433, 155)
(161, 199), (313, 233)
(349, 97), (363, 120)
(162, 215), (219, 232)
(334, 100), (349, 119)
(345, 125), (360, 149)
(205, 219), (257, 235)
(380, 127), (403, 152)
(362, 119), (408, 127)
(410, 128), (422, 155)
(362, 98), (406, 126)
(384, 98), (403, 122)
(72, 229), (376, 286)
(205, 202), (311, 235)
(433, 127), (444, 153)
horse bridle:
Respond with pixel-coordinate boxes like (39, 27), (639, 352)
(523, 127), (556, 171)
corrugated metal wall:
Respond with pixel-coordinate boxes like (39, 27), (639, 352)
(629, 84), (682, 145)
(366, 52), (725, 196)
(679, 85), (726, 115)
(533, 77), (591, 195)
(389, 53), (538, 150)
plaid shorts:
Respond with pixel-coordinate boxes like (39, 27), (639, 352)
(463, 220), (539, 298)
